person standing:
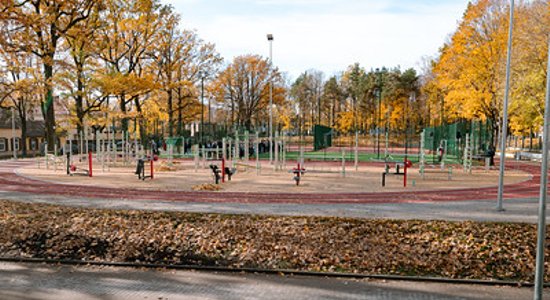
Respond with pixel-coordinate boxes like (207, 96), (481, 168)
(488, 144), (496, 166)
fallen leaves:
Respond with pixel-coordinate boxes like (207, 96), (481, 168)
(192, 184), (222, 191)
(157, 162), (178, 172)
(0, 200), (548, 281)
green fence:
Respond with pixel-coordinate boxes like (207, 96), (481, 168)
(313, 125), (333, 151)
(424, 120), (494, 159)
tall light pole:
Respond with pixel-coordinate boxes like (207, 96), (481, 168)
(11, 106), (17, 159)
(375, 68), (382, 159)
(199, 71), (205, 145)
(533, 34), (550, 300)
(496, 0), (515, 211)
(267, 33), (273, 164)
(208, 89), (211, 125)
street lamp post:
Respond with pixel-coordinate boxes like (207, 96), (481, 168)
(267, 33), (273, 164)
(534, 35), (550, 300)
(376, 68), (382, 159)
(496, 0), (515, 212)
(199, 71), (205, 145)
(208, 90), (211, 125)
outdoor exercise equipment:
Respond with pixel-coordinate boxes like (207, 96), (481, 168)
(224, 165), (236, 181)
(208, 158), (236, 184)
(39, 142), (61, 171)
(419, 131), (453, 180)
(221, 131), (266, 174)
(297, 147), (347, 178)
(419, 165), (453, 180)
(382, 159), (411, 187)
(291, 162), (306, 186)
(135, 155), (156, 180)
(67, 151), (93, 177)
(209, 164), (222, 184)
(463, 133), (473, 173)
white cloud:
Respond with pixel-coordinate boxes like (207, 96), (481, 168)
(171, 1), (467, 79)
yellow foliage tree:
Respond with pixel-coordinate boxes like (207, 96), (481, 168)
(211, 54), (286, 131)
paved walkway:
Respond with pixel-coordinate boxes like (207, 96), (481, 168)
(1, 191), (546, 223)
(0, 261), (543, 300)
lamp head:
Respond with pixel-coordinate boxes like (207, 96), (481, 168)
(267, 34), (273, 41)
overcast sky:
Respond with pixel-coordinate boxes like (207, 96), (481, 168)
(162, 0), (469, 79)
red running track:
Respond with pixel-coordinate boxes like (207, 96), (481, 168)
(0, 160), (544, 204)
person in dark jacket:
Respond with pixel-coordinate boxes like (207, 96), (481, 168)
(487, 145), (495, 166)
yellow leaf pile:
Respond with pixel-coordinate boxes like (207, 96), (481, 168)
(0, 200), (548, 282)
(191, 184), (222, 191)
(157, 162), (178, 172)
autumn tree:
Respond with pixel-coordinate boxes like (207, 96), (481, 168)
(383, 68), (419, 132)
(508, 0), (549, 135)
(341, 64), (367, 132)
(0, 0), (100, 150)
(419, 57), (443, 128)
(96, 0), (166, 136)
(0, 50), (41, 156)
(59, 4), (106, 137)
(321, 76), (345, 128)
(429, 0), (514, 145)
(212, 54), (286, 131)
(290, 70), (325, 137)
(150, 8), (221, 137)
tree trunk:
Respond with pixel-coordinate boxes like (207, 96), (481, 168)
(43, 63), (56, 151)
(20, 116), (27, 157)
(75, 72), (84, 139)
(120, 94), (128, 132)
(167, 88), (173, 137)
(177, 89), (183, 136)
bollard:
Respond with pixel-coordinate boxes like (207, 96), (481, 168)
(88, 151), (93, 177)
(150, 159), (154, 179)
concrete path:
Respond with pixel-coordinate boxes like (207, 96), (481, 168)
(1, 190), (546, 223)
(0, 261), (543, 300)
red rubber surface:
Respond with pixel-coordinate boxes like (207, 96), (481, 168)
(0, 161), (542, 204)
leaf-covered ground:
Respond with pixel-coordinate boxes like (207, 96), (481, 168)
(0, 200), (548, 282)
